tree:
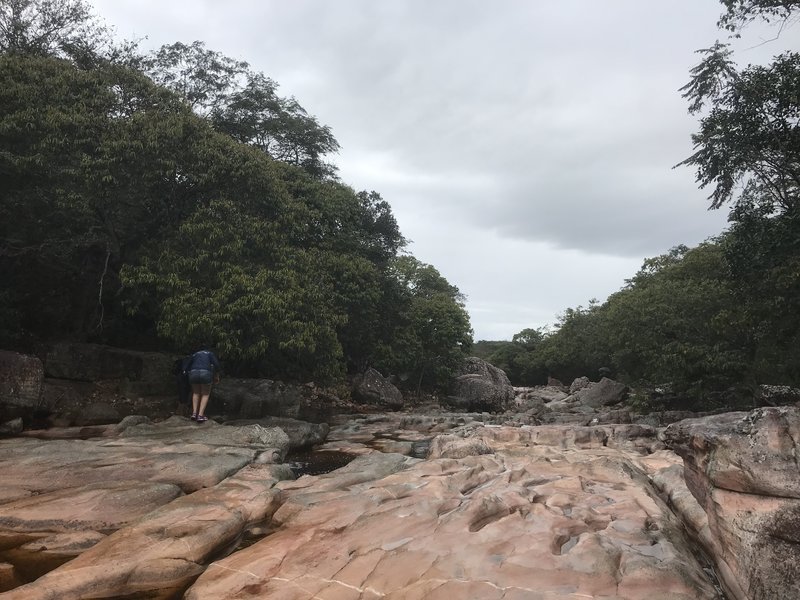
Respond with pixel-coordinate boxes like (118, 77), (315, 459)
(533, 300), (611, 384)
(672, 0), (800, 396)
(722, 205), (800, 384)
(0, 0), (103, 56)
(212, 71), (339, 179)
(376, 256), (473, 391)
(122, 196), (348, 381)
(0, 18), (470, 387)
(146, 41), (340, 178)
(145, 40), (248, 116)
(0, 52), (208, 345)
(717, 1), (800, 32)
(512, 327), (546, 350)
(678, 48), (800, 212)
(602, 244), (747, 396)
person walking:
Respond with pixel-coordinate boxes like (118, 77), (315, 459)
(187, 347), (222, 422)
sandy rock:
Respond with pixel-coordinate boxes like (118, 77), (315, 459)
(188, 437), (718, 600)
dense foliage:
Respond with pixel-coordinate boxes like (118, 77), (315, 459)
(0, 0), (473, 386)
(482, 0), (800, 409)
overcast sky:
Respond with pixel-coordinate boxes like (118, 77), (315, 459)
(93, 0), (797, 341)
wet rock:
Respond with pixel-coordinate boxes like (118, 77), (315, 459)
(0, 481), (182, 537)
(0, 405), (782, 599)
(119, 416), (291, 460)
(0, 419), (280, 498)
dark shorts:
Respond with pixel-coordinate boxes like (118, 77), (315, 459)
(188, 369), (214, 385)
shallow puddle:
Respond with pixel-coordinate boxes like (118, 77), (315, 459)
(285, 449), (357, 476)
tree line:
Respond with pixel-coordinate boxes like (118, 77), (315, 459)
(478, 0), (800, 409)
(0, 0), (473, 387)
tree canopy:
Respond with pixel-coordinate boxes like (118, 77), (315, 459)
(0, 0), (473, 387)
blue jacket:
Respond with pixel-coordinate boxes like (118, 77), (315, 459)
(189, 350), (221, 373)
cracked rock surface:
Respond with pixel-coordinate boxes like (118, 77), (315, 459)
(0, 408), (797, 599)
(663, 407), (800, 600)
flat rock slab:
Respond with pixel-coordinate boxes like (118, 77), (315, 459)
(188, 436), (719, 599)
(0, 418), (290, 501)
(0, 480), (182, 536)
(0, 436), (253, 497)
(1, 464), (285, 600)
(0, 418), (297, 594)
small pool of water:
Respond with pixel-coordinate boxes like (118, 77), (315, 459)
(285, 449), (357, 476)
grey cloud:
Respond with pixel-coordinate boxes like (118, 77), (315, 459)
(92, 0), (798, 338)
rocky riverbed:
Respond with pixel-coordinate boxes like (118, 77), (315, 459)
(0, 404), (797, 599)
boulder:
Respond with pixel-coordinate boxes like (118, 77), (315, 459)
(223, 417), (329, 450)
(352, 368), (404, 410)
(514, 394), (546, 416)
(546, 376), (568, 392)
(0, 351), (44, 420)
(74, 402), (121, 426)
(0, 418), (23, 437)
(444, 357), (514, 412)
(427, 434), (493, 459)
(514, 386), (568, 404)
(569, 376), (591, 394)
(39, 343), (174, 386)
(119, 416), (292, 461)
(212, 378), (342, 422)
(758, 384), (800, 406)
(574, 377), (628, 408)
(663, 407), (800, 600)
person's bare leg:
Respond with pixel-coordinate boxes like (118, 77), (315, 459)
(198, 384), (212, 417)
(191, 384), (201, 417)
